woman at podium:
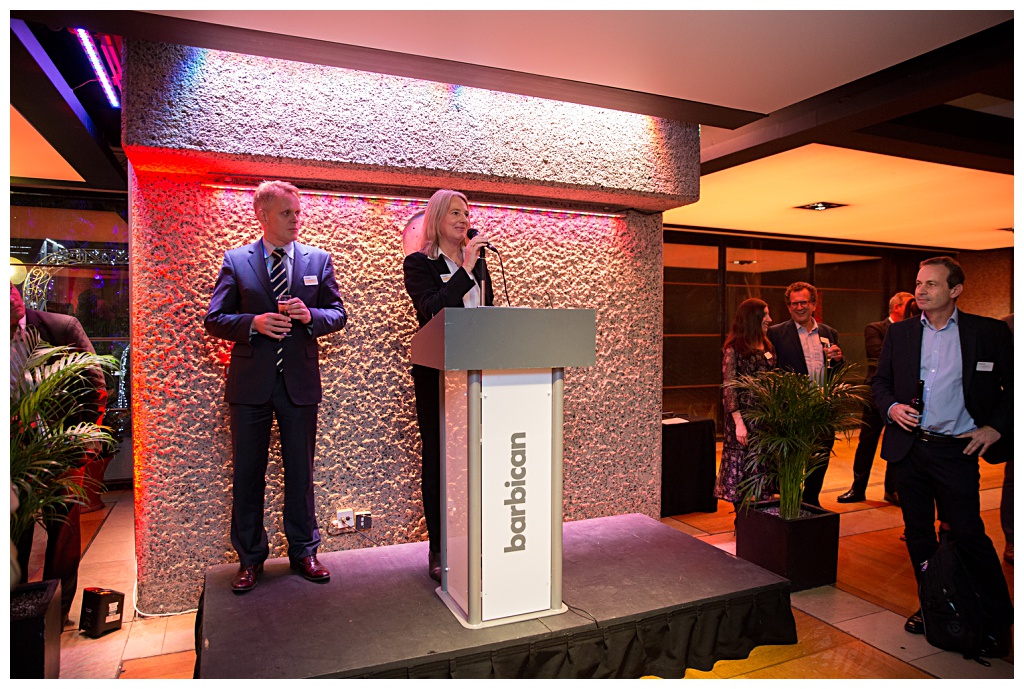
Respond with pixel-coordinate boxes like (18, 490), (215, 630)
(403, 189), (494, 581)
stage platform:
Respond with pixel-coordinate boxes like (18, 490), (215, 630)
(196, 513), (797, 678)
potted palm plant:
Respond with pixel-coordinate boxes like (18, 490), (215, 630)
(726, 363), (868, 591)
(10, 328), (116, 678)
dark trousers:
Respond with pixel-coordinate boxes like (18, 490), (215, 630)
(1000, 459), (1013, 544)
(229, 372), (320, 564)
(889, 438), (1013, 631)
(412, 364), (441, 555)
(16, 502), (81, 621)
(802, 433), (836, 507)
(849, 405), (896, 495)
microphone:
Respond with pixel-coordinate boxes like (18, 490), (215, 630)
(466, 228), (497, 253)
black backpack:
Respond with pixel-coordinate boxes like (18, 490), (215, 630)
(917, 531), (990, 665)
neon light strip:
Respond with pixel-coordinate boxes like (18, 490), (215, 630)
(201, 184), (624, 219)
(75, 28), (120, 108)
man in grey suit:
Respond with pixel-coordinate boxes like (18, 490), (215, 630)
(837, 291), (913, 503)
(205, 180), (347, 592)
(766, 281), (844, 507)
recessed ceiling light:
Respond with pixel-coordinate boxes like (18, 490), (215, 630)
(795, 202), (847, 211)
(732, 260), (757, 265)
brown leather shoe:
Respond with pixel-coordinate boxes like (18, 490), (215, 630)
(428, 550), (442, 583)
(231, 563), (263, 593)
(290, 555), (330, 582)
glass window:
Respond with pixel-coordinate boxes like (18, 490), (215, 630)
(725, 247), (807, 332)
(10, 199), (131, 481)
(814, 253), (887, 374)
(663, 241), (721, 425)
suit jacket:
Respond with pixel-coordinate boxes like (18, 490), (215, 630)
(403, 250), (494, 329)
(767, 319), (842, 375)
(863, 319), (890, 381)
(871, 310), (1013, 464)
(24, 309), (106, 425)
(204, 240), (347, 406)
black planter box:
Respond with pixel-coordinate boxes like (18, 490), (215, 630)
(735, 500), (840, 592)
(11, 579), (62, 678)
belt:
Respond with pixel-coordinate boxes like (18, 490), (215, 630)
(918, 429), (969, 444)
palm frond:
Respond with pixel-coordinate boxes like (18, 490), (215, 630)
(725, 362), (870, 519)
(10, 327), (118, 543)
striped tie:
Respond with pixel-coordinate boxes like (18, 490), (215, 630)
(270, 248), (287, 373)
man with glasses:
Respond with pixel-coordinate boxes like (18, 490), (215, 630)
(767, 281), (844, 507)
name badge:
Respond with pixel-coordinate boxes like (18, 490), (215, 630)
(303, 275), (318, 286)
(764, 351), (773, 360)
(440, 273), (452, 283)
(976, 361), (994, 372)
(819, 337), (831, 348)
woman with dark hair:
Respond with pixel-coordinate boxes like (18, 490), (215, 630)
(714, 298), (776, 510)
(902, 297), (922, 320)
(403, 189), (493, 582)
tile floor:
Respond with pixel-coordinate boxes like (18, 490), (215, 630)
(56, 490), (197, 679)
(48, 437), (1013, 678)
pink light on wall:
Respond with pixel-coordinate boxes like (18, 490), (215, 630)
(201, 184), (624, 219)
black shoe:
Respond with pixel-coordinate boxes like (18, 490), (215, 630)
(980, 631), (1011, 658)
(428, 550), (442, 583)
(837, 489), (866, 503)
(883, 491), (900, 506)
(905, 610), (924, 635)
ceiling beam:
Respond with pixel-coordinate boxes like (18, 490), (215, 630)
(700, 20), (1013, 175)
(822, 105), (1012, 174)
(12, 9), (764, 129)
(10, 19), (126, 189)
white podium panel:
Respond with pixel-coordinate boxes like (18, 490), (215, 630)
(415, 308), (594, 628)
(480, 369), (552, 621)
(443, 371), (470, 615)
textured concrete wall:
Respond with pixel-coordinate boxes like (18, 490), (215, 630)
(123, 41), (698, 212)
(955, 248), (1013, 319)
(124, 39), (687, 611)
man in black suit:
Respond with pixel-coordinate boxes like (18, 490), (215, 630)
(11, 282), (107, 624)
(205, 181), (348, 592)
(837, 291), (913, 503)
(872, 256), (1012, 656)
(766, 281), (844, 507)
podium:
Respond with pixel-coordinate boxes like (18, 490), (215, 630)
(411, 307), (596, 628)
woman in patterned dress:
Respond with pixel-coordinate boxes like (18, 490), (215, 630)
(715, 298), (776, 511)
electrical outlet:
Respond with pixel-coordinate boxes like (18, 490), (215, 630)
(336, 509), (354, 529)
(355, 511), (372, 530)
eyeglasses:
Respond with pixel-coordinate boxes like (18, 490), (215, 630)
(788, 300), (813, 308)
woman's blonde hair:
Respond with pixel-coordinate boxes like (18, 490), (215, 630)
(421, 189), (469, 260)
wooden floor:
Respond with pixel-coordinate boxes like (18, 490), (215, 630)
(671, 437), (1013, 679)
(56, 436), (1012, 679)
(683, 609), (932, 679)
(119, 651), (196, 680)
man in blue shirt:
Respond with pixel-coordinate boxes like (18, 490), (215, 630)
(767, 281), (844, 507)
(205, 181), (348, 592)
(872, 256), (1013, 657)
